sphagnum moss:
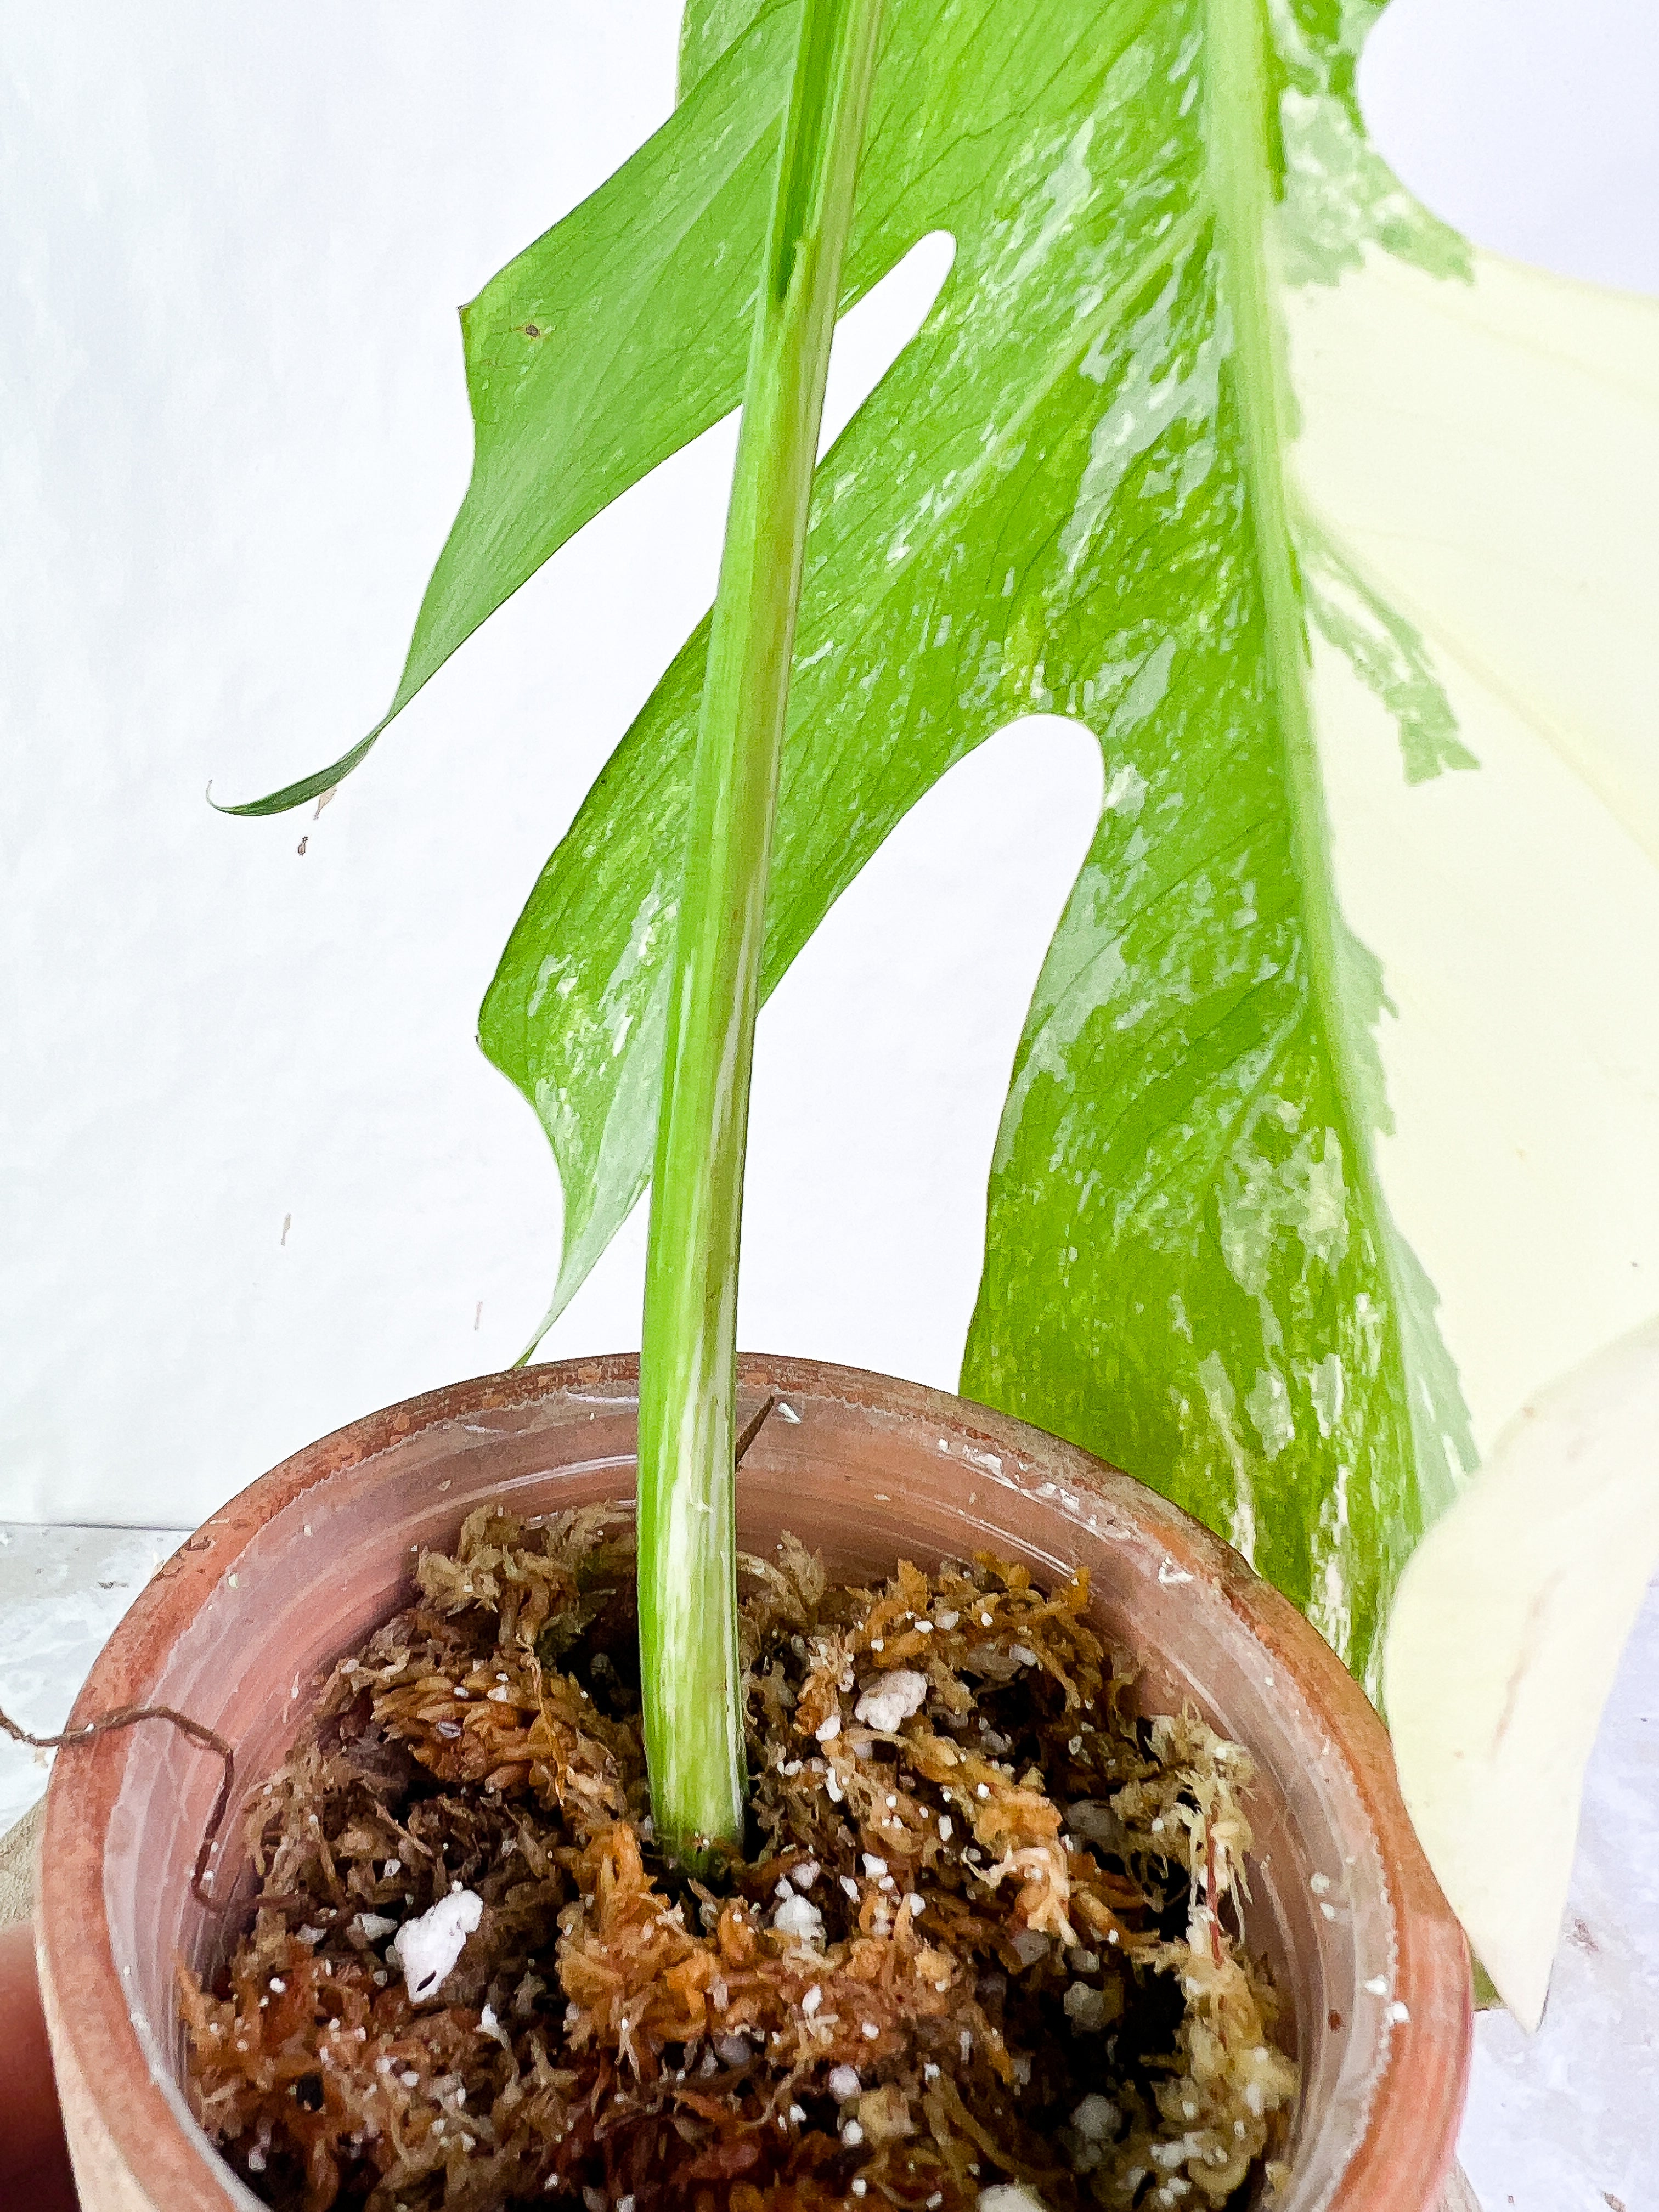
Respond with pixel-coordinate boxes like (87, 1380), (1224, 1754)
(181, 1508), (1295, 2212)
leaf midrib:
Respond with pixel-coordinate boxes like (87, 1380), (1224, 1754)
(1203, 0), (1393, 1293)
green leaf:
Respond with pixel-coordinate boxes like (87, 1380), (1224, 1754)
(213, 0), (808, 813)
(474, 0), (1487, 1682)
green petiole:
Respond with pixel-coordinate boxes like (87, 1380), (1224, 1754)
(636, 0), (887, 1867)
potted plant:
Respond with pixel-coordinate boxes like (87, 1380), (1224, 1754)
(24, 0), (1659, 2206)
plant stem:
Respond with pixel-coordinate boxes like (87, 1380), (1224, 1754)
(637, 0), (887, 1867)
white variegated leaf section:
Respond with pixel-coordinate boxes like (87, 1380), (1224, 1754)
(1383, 1320), (1659, 2029)
(1285, 246), (1659, 2021)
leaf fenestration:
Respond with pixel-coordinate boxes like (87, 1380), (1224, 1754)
(471, 0), (1484, 1679)
(234, 0), (1493, 1677)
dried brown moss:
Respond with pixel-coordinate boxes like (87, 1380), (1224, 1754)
(180, 1507), (1295, 2212)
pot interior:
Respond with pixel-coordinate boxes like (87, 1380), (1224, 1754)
(50, 1356), (1465, 2212)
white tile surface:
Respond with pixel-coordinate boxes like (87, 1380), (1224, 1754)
(0, 1523), (189, 1832)
(1457, 1573), (1659, 2212)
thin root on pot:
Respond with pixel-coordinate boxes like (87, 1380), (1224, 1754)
(1, 1697), (238, 1912)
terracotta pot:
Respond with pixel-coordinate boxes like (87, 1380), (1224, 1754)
(36, 1354), (1470, 2212)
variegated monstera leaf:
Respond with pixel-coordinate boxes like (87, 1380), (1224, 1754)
(230, 0), (1659, 1776)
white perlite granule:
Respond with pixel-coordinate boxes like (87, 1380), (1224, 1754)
(390, 1889), (483, 2002)
(1070, 2095), (1121, 2142)
(774, 1893), (826, 1949)
(828, 2065), (862, 2102)
(854, 1668), (929, 1733)
(978, 2185), (1049, 2212)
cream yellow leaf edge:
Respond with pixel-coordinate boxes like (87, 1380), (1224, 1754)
(1284, 240), (1659, 2030)
(1383, 1317), (1659, 2031)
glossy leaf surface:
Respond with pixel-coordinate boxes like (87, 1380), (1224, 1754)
(473, 0), (1479, 1681)
(229, 0), (1659, 1695)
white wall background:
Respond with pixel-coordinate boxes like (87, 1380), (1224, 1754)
(2, 0), (1655, 1526)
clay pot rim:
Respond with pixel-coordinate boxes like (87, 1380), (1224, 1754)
(37, 1350), (1470, 2212)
